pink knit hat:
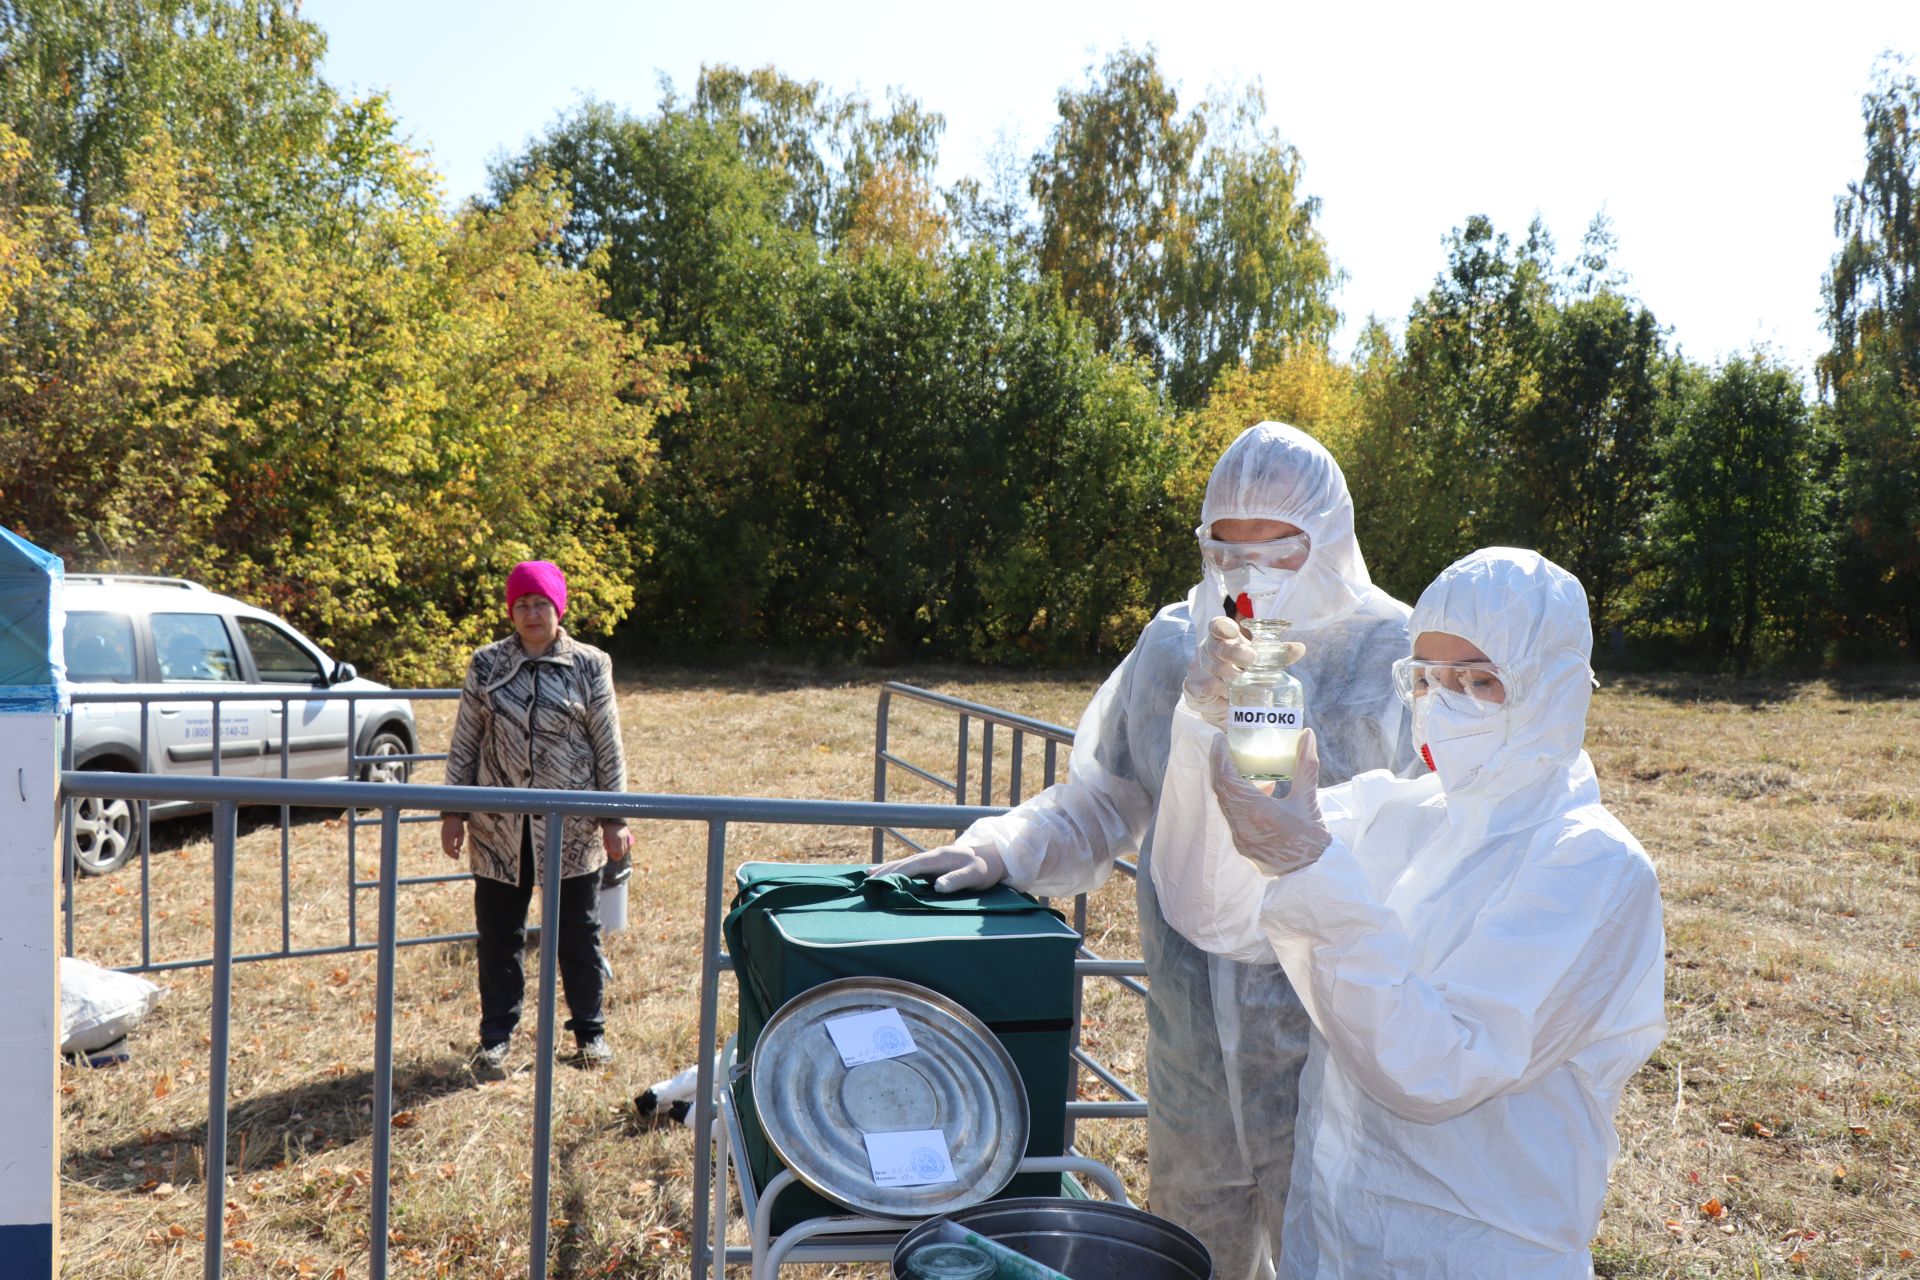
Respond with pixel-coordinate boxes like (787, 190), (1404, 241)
(505, 561), (567, 617)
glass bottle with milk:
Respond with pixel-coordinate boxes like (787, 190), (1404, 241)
(1226, 619), (1306, 783)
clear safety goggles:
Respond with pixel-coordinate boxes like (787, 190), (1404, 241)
(1195, 528), (1311, 573)
(1391, 656), (1512, 709)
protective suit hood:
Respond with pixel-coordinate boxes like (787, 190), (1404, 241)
(1198, 422), (1369, 632)
(1409, 547), (1597, 834)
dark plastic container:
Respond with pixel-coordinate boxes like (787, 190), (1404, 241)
(892, 1198), (1214, 1280)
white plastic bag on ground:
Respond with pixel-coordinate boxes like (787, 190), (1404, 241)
(59, 956), (162, 1055)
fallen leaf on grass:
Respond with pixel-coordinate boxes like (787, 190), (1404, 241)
(437, 1163), (456, 1180)
(1700, 1198), (1726, 1219)
(1848, 1125), (1871, 1136)
(153, 1074), (172, 1099)
(1788, 1250), (1808, 1264)
(391, 1110), (417, 1128)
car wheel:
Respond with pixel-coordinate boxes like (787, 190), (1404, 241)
(361, 729), (411, 784)
(65, 770), (142, 876)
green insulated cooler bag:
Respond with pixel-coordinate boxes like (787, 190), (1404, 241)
(724, 862), (1082, 1234)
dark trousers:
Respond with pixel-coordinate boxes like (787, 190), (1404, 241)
(473, 821), (604, 1046)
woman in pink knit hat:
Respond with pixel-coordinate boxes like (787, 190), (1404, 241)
(440, 560), (631, 1069)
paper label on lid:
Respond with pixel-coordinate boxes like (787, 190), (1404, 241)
(862, 1128), (957, 1186)
(824, 1007), (918, 1067)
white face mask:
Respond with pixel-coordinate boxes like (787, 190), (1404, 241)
(1412, 688), (1508, 792)
(1209, 563), (1298, 621)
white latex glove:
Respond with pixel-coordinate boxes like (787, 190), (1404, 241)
(1208, 727), (1332, 876)
(871, 843), (1009, 893)
(1181, 617), (1307, 727)
(1181, 616), (1258, 726)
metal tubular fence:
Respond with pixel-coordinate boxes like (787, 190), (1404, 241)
(59, 687), (457, 972)
(55, 679), (1152, 1276)
(868, 681), (1151, 1151)
(60, 769), (1020, 1280)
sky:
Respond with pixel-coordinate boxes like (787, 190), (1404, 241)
(310, 0), (1920, 377)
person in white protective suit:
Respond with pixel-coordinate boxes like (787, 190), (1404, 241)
(1151, 546), (1667, 1279)
(875, 422), (1414, 1280)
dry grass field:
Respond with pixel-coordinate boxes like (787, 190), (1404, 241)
(54, 665), (1920, 1279)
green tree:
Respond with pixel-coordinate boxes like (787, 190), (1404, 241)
(1161, 85), (1339, 404)
(1507, 247), (1666, 628)
(0, 0), (332, 242)
(691, 64), (944, 249)
(490, 98), (827, 656)
(1819, 58), (1920, 654)
(0, 120), (233, 564)
(1383, 215), (1667, 628)
(1651, 356), (1832, 672)
(1391, 215), (1551, 580)
(1032, 46), (1201, 368)
(968, 269), (1191, 663)
(0, 4), (683, 682)
(1031, 46), (1336, 404)
(1342, 320), (1450, 605)
(641, 244), (1184, 666)
(1174, 336), (1359, 564)
(488, 98), (813, 378)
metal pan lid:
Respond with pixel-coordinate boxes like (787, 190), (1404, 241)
(750, 976), (1030, 1220)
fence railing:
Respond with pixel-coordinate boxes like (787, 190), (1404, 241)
(870, 681), (1149, 1148)
(59, 687), (455, 971)
(59, 768), (1014, 1280)
(57, 678), (1155, 1276)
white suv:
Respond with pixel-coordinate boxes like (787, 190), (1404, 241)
(60, 575), (417, 874)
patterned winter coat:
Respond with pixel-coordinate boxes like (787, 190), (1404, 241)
(444, 629), (628, 885)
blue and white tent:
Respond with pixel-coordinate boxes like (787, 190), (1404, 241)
(0, 525), (66, 713)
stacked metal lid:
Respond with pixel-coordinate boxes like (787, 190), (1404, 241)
(750, 976), (1030, 1220)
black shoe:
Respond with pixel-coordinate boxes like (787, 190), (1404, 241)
(574, 1035), (613, 1066)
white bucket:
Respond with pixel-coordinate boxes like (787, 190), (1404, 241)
(599, 860), (631, 933)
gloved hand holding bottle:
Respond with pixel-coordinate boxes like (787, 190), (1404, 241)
(1181, 616), (1256, 726)
(1207, 727), (1331, 876)
(1183, 616), (1307, 728)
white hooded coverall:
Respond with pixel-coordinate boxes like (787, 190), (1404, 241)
(1153, 547), (1668, 1279)
(955, 424), (1414, 1280)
